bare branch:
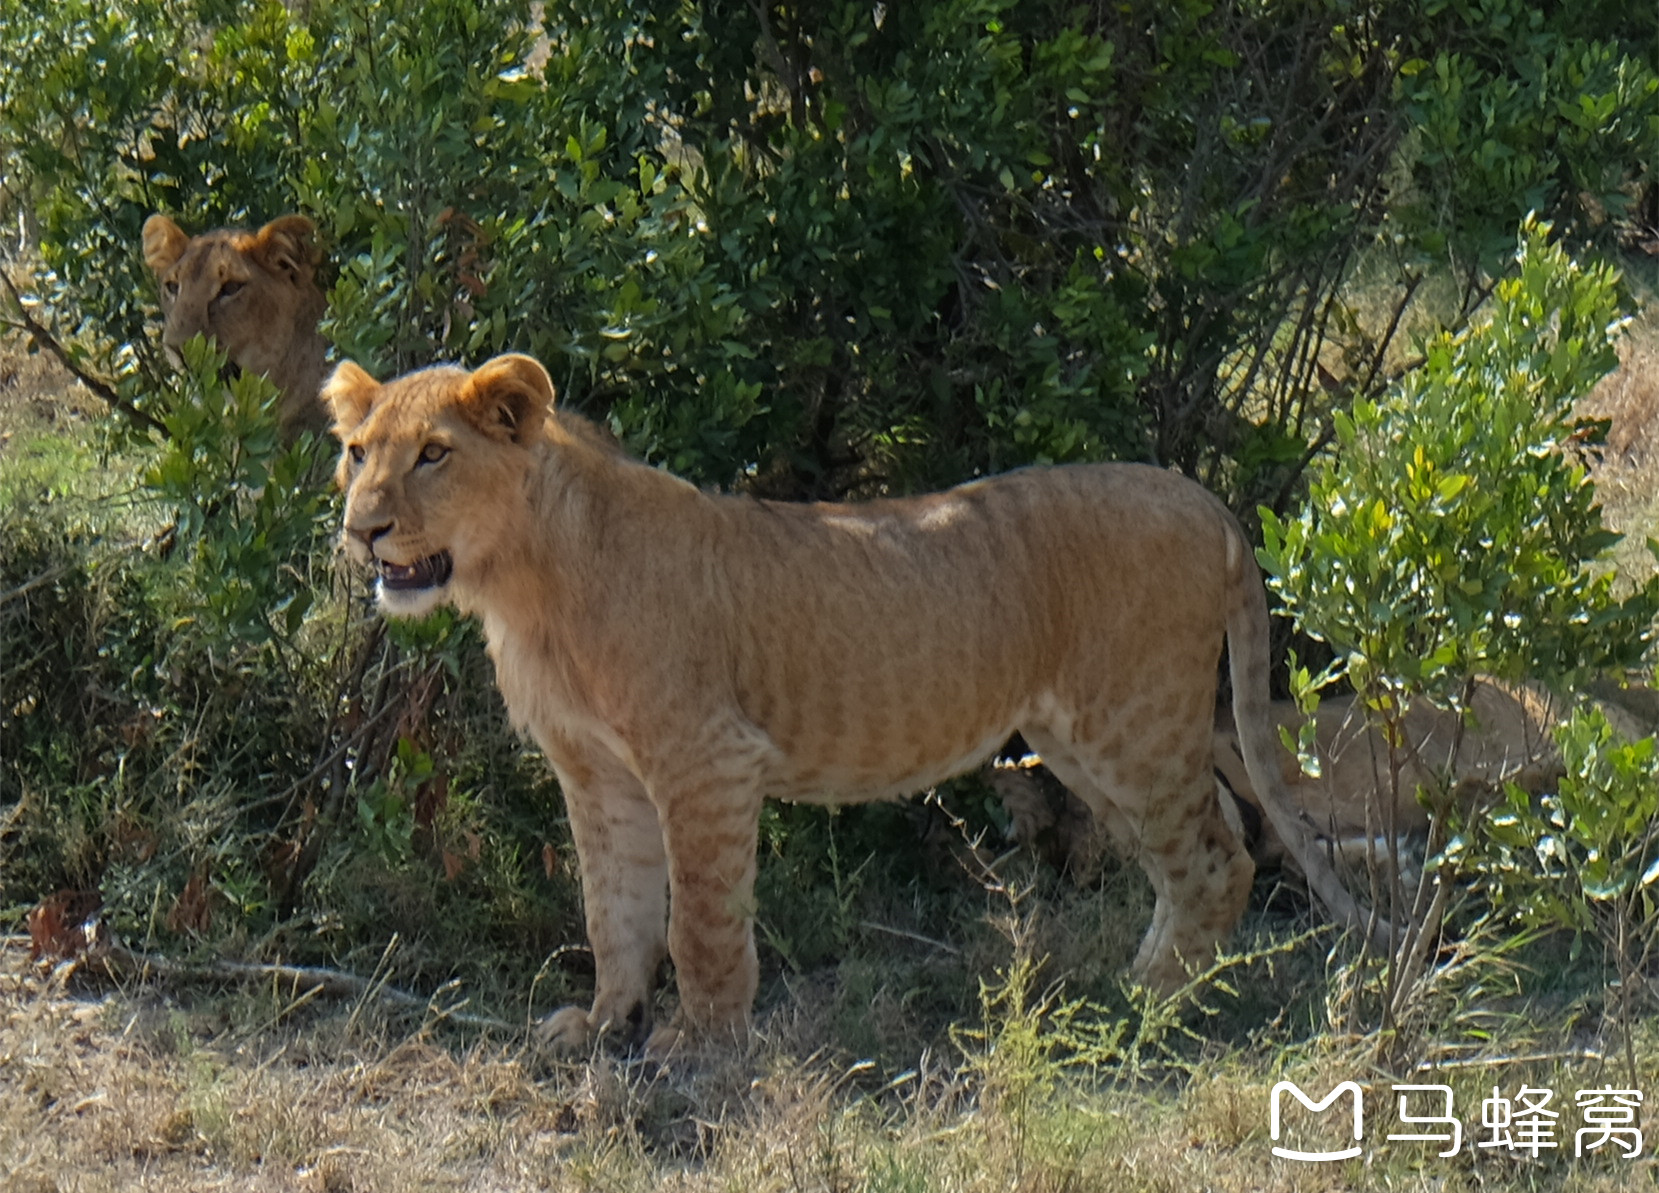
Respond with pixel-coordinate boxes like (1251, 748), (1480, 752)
(0, 563), (73, 605)
(92, 938), (523, 1034)
(0, 269), (168, 438)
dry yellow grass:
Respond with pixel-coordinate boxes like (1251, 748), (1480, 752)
(1580, 305), (1659, 586)
(7, 941), (1659, 1193)
(1, 946), (646, 1191)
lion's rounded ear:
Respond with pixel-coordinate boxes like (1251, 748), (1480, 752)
(142, 214), (189, 275)
(322, 361), (379, 439)
(458, 354), (553, 445)
(253, 214), (320, 284)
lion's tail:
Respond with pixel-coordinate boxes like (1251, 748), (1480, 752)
(1222, 518), (1393, 951)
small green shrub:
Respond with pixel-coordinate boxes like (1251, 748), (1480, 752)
(1472, 707), (1659, 954)
(1263, 220), (1659, 709)
(145, 335), (334, 644)
(1260, 221), (1659, 1035)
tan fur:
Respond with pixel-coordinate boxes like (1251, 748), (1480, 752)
(325, 352), (1379, 1053)
(142, 213), (329, 440)
(1213, 679), (1574, 875)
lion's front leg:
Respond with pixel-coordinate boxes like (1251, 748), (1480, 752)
(646, 787), (762, 1056)
(539, 755), (668, 1054)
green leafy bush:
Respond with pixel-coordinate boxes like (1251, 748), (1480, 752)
(1262, 221), (1659, 707)
(1474, 707), (1659, 950)
(1465, 702), (1659, 1073)
(1397, 0), (1659, 267)
(145, 336), (333, 643)
(10, 0), (1656, 496)
(1260, 221), (1659, 1030)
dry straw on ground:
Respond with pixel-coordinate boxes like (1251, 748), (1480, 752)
(1581, 307), (1659, 586)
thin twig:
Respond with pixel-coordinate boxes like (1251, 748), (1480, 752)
(0, 563), (72, 606)
(1414, 1050), (1605, 1073)
(0, 794), (28, 875)
(244, 678), (408, 819)
(91, 938), (521, 1033)
(857, 920), (962, 957)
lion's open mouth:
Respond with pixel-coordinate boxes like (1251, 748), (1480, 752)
(379, 551), (453, 592)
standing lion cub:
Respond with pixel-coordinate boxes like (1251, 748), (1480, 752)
(325, 353), (1379, 1054)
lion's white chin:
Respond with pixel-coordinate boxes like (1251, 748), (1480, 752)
(375, 582), (450, 619)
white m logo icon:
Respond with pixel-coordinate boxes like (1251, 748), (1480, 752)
(1270, 1080), (1364, 1161)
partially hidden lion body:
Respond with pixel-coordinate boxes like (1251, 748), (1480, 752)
(142, 213), (330, 441)
(324, 353), (1378, 1053)
(1213, 680), (1614, 875)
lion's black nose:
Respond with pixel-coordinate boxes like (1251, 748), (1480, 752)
(348, 520), (392, 550)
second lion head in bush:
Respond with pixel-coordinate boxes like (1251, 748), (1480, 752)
(142, 213), (329, 441)
(324, 352), (1381, 1055)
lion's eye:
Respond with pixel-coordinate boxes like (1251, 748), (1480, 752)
(216, 279), (244, 301)
(418, 443), (450, 466)
(348, 444), (366, 465)
(163, 280), (179, 299)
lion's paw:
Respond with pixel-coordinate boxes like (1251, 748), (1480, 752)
(641, 1021), (685, 1062)
(536, 1005), (595, 1054)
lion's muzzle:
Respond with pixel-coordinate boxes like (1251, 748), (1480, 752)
(378, 550), (453, 592)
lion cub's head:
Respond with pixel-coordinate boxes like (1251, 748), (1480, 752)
(323, 355), (554, 617)
(142, 213), (329, 437)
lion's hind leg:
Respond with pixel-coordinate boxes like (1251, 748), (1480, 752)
(1020, 724), (1254, 995)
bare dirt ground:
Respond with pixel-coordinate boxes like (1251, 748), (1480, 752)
(0, 335), (101, 455)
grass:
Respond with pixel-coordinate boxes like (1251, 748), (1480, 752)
(5, 930), (1658, 1192)
(1581, 303), (1659, 590)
